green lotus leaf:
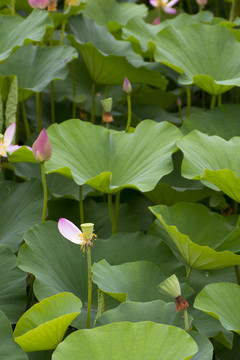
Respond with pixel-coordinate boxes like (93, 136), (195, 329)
(52, 321), (198, 360)
(150, 202), (240, 270)
(0, 310), (27, 360)
(194, 283), (240, 334)
(44, 119), (181, 193)
(0, 179), (42, 251)
(0, 44), (78, 102)
(0, 75), (17, 131)
(188, 331), (213, 360)
(0, 9), (52, 63)
(0, 244), (26, 323)
(96, 300), (188, 329)
(14, 292), (82, 352)
(151, 23), (240, 95)
(83, 0), (147, 32)
(181, 105), (240, 140)
(67, 15), (166, 88)
(177, 130), (240, 201)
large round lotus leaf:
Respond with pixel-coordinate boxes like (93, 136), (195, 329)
(92, 259), (167, 302)
(52, 321), (198, 360)
(0, 244), (26, 323)
(150, 23), (240, 95)
(181, 105), (240, 140)
(0, 179), (42, 252)
(14, 292), (82, 352)
(96, 300), (187, 328)
(67, 15), (166, 88)
(83, 0), (147, 32)
(189, 331), (213, 360)
(0, 9), (52, 63)
(150, 203), (240, 270)
(0, 44), (78, 102)
(0, 310), (27, 360)
(177, 130), (240, 201)
(44, 120), (181, 193)
(194, 283), (240, 334)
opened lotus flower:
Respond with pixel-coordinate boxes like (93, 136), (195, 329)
(0, 123), (20, 157)
(150, 0), (179, 14)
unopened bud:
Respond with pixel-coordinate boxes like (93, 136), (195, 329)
(123, 77), (132, 94)
(176, 97), (182, 107)
(32, 128), (52, 163)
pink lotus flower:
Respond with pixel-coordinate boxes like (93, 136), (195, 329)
(0, 123), (20, 157)
(28, 0), (50, 9)
(150, 0), (179, 14)
(32, 128), (52, 163)
(123, 77), (132, 94)
(152, 17), (160, 25)
(58, 218), (85, 245)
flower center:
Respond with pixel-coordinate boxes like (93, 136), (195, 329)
(0, 139), (7, 156)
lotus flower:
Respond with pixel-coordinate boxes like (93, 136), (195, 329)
(32, 128), (52, 163)
(123, 77), (132, 94)
(149, 0), (179, 14)
(58, 218), (95, 250)
(28, 0), (50, 9)
(0, 123), (20, 157)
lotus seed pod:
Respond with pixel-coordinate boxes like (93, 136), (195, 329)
(157, 274), (181, 299)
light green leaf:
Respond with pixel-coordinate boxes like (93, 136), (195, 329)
(14, 293), (82, 352)
(52, 321), (198, 360)
(0, 9), (52, 63)
(194, 283), (240, 334)
(151, 23), (240, 95)
(150, 203), (240, 270)
(189, 331), (213, 360)
(44, 119), (181, 193)
(177, 130), (240, 201)
(0, 310), (27, 360)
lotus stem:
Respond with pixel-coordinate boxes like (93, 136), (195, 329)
(72, 60), (76, 118)
(114, 191), (120, 233)
(79, 185), (84, 224)
(105, 85), (110, 99)
(183, 309), (189, 331)
(26, 274), (35, 310)
(218, 94), (222, 106)
(108, 193), (115, 234)
(50, 82), (55, 123)
(36, 92), (42, 131)
(186, 0), (192, 14)
(91, 83), (96, 124)
(234, 265), (240, 285)
(186, 86), (191, 118)
(21, 102), (31, 141)
(93, 289), (106, 327)
(11, 0), (15, 14)
(15, 104), (20, 145)
(41, 162), (48, 222)
(125, 94), (132, 132)
(86, 245), (92, 329)
(60, 0), (68, 45)
(210, 95), (216, 110)
(187, 267), (192, 279)
(229, 0), (240, 21)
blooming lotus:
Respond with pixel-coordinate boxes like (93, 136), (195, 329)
(0, 123), (20, 157)
(32, 128), (52, 163)
(150, 0), (179, 14)
(28, 0), (49, 9)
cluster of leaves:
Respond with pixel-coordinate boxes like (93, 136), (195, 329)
(1, 0), (240, 359)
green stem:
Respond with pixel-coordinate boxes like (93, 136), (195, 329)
(218, 94), (222, 107)
(26, 274), (35, 310)
(108, 193), (116, 235)
(60, 0), (68, 45)
(215, 0), (219, 16)
(72, 59), (76, 118)
(202, 90), (206, 108)
(93, 289), (106, 327)
(186, 86), (191, 118)
(114, 191), (120, 233)
(234, 265), (240, 285)
(183, 309), (189, 331)
(36, 92), (42, 132)
(21, 102), (31, 140)
(86, 246), (92, 329)
(229, 0), (240, 21)
(186, 0), (192, 14)
(41, 162), (48, 222)
(199, 6), (202, 22)
(105, 85), (110, 99)
(50, 81), (55, 123)
(210, 95), (216, 110)
(91, 83), (96, 124)
(177, 105), (183, 125)
(11, 0), (15, 14)
(15, 104), (20, 145)
(187, 267), (192, 279)
(125, 94), (132, 132)
(79, 185), (84, 225)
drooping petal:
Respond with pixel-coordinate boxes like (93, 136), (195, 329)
(4, 122), (15, 146)
(167, 0), (179, 7)
(6, 144), (21, 154)
(149, 0), (159, 7)
(58, 218), (84, 245)
(163, 6), (177, 13)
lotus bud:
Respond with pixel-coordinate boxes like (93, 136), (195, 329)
(81, 223), (94, 242)
(28, 0), (49, 9)
(152, 17), (160, 25)
(100, 98), (113, 113)
(157, 274), (181, 299)
(32, 128), (52, 163)
(176, 97), (182, 107)
(123, 77), (132, 94)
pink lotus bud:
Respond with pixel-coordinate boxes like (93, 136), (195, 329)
(123, 77), (132, 94)
(32, 128), (52, 163)
(152, 17), (160, 25)
(196, 0), (207, 6)
(28, 0), (50, 9)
